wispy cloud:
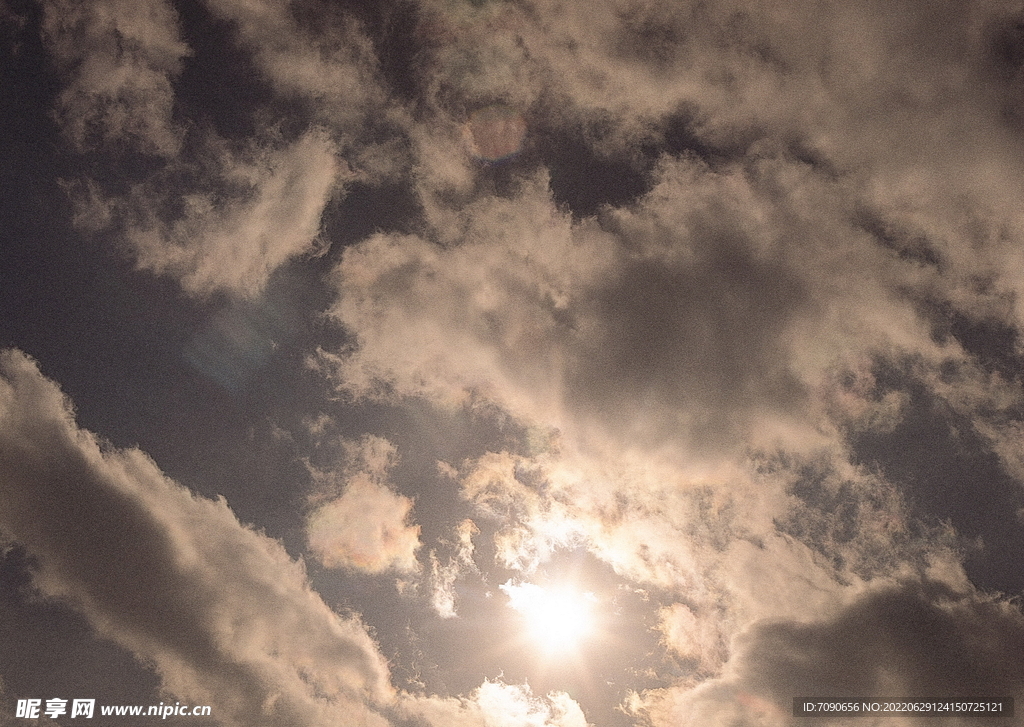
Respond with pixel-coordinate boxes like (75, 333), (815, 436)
(115, 129), (342, 297)
(41, 0), (188, 156)
(43, 0), (384, 298)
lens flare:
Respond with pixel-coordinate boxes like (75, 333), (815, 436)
(463, 105), (527, 161)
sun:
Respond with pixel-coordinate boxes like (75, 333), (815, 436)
(501, 581), (597, 655)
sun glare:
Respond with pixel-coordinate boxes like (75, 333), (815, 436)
(501, 581), (597, 654)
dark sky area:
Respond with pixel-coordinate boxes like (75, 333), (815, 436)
(2, 1), (1024, 726)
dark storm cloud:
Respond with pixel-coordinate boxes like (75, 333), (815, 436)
(642, 580), (1024, 727)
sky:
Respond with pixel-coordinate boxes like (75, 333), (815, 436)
(2, 0), (1024, 726)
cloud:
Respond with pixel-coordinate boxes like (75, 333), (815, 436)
(324, 153), (961, 468)
(424, 519), (478, 619)
(43, 0), (376, 298)
(24, 0), (1024, 725)
(41, 0), (188, 156)
(119, 129), (343, 297)
(306, 474), (421, 574)
(447, 440), (973, 683)
(65, 123), (343, 298)
(305, 435), (422, 574)
(309, 8), (1024, 722)
(636, 579), (1024, 727)
(0, 349), (392, 727)
(657, 603), (726, 677)
(399, 681), (588, 727)
(427, 551), (458, 619)
(201, 0), (388, 130)
(397, 0), (1024, 345)
(318, 152), (959, 598)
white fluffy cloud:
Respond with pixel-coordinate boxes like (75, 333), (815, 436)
(307, 474), (421, 573)
(303, 434), (422, 574)
(400, 681), (589, 727)
(319, 153), (964, 616)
